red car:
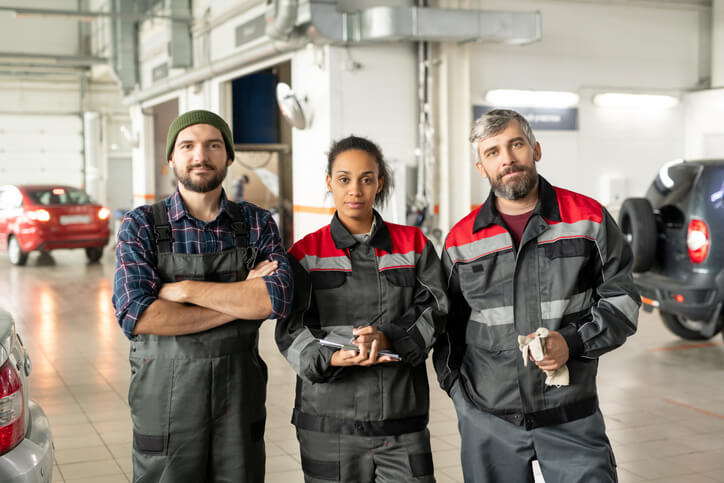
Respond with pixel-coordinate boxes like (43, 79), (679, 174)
(0, 185), (111, 265)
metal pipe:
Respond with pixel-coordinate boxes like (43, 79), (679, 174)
(0, 70), (85, 77)
(0, 6), (191, 22)
(123, 37), (303, 105)
(0, 63), (86, 70)
(80, 75), (87, 190)
(0, 52), (107, 65)
(266, 0), (299, 39)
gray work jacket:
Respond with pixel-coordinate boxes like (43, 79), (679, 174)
(434, 176), (640, 429)
(276, 211), (448, 436)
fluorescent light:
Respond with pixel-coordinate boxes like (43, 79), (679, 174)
(593, 93), (679, 109)
(485, 89), (580, 108)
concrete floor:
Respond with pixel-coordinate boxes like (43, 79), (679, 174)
(1, 249), (724, 482)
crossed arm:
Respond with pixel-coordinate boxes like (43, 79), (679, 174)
(132, 260), (278, 336)
(114, 207), (292, 338)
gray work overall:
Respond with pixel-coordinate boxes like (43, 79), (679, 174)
(129, 201), (267, 483)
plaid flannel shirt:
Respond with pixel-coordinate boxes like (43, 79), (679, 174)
(112, 189), (292, 339)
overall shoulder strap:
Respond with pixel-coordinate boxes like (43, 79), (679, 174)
(150, 201), (172, 254)
(225, 201), (251, 248)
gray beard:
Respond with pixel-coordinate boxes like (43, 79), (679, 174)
(489, 166), (538, 200)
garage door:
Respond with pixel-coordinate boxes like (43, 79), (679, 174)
(0, 114), (83, 187)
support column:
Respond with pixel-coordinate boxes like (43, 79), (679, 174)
(84, 112), (103, 203)
(712, 0), (724, 86)
(436, 41), (472, 233)
(130, 104), (155, 207)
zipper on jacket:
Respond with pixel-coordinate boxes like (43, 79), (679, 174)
(374, 243), (383, 420)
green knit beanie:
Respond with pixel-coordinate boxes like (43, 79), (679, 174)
(166, 109), (235, 161)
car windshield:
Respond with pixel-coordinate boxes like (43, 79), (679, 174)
(26, 187), (92, 206)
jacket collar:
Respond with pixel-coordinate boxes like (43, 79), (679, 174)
(473, 175), (561, 233)
(168, 188), (233, 223)
(330, 210), (393, 253)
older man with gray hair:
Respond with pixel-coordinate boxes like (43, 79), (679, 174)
(434, 108), (640, 482)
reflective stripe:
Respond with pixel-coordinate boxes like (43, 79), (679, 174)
(286, 325), (357, 374)
(299, 254), (351, 272)
(411, 307), (436, 349)
(537, 220), (599, 244)
(378, 251), (417, 270)
(604, 294), (640, 323)
(447, 232), (512, 264)
(541, 290), (593, 320)
(469, 306), (514, 327)
(286, 329), (318, 375)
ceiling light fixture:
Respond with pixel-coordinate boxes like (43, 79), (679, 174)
(485, 89), (580, 108)
(593, 92), (679, 109)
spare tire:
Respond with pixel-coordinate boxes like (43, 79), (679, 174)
(618, 198), (657, 272)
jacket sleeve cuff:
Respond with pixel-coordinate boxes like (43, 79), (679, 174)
(558, 324), (585, 358)
(378, 322), (426, 366)
(300, 344), (344, 383)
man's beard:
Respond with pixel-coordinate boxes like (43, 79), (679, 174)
(174, 163), (227, 193)
(488, 164), (538, 200)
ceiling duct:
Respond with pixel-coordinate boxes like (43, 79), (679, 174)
(168, 0), (192, 68)
(125, 0), (539, 104)
(267, 0), (541, 45)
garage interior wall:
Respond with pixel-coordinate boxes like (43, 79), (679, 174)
(446, 0), (703, 229)
(0, 0), (130, 214)
(122, 0), (715, 240)
(290, 44), (417, 240)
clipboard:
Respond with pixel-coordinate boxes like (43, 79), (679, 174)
(317, 332), (401, 361)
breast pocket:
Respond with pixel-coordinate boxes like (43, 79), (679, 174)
(382, 267), (416, 309)
(539, 238), (600, 310)
(457, 255), (513, 311)
(458, 255), (517, 351)
(311, 270), (348, 326)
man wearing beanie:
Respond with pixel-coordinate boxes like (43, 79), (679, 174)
(113, 109), (293, 482)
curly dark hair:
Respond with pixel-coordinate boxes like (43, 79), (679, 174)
(326, 135), (393, 207)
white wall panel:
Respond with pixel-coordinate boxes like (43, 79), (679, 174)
(208, 3), (268, 62)
(0, 82), (80, 113)
(0, 114), (83, 187)
(0, 0), (80, 56)
(290, 44), (417, 240)
(470, 1), (699, 91)
(684, 88), (724, 159)
(291, 46), (335, 241)
(458, 0), (698, 214)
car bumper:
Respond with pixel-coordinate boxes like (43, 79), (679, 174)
(0, 400), (54, 483)
(635, 270), (724, 320)
(35, 238), (109, 251)
(18, 233), (109, 252)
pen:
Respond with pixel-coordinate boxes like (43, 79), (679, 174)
(351, 312), (385, 342)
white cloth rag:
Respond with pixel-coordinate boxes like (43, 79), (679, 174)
(517, 327), (570, 387)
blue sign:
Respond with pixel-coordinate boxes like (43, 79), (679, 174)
(473, 105), (578, 131)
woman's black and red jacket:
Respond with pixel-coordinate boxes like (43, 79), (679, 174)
(275, 211), (448, 436)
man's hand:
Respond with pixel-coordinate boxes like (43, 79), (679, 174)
(157, 259), (277, 303)
(329, 339), (396, 367)
(352, 326), (391, 352)
(247, 259), (278, 279)
(158, 280), (191, 304)
(526, 330), (569, 371)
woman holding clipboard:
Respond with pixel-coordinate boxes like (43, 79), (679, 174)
(275, 135), (448, 482)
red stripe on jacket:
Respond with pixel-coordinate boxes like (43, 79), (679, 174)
(290, 222), (427, 262)
(445, 188), (604, 251)
(551, 187), (603, 225)
(445, 207), (508, 250)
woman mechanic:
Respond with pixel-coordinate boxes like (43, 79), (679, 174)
(275, 135), (449, 482)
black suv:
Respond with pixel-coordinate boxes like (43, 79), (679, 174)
(618, 159), (724, 341)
